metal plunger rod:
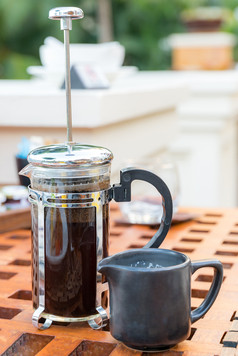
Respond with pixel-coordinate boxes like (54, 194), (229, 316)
(49, 7), (84, 143)
(63, 24), (73, 142)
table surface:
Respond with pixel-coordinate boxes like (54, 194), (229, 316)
(0, 204), (238, 355)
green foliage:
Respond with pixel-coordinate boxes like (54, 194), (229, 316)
(112, 0), (189, 70)
(0, 0), (97, 78)
(0, 0), (238, 78)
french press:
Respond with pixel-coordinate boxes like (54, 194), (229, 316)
(20, 7), (173, 330)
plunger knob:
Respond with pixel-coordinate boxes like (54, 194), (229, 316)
(49, 7), (84, 30)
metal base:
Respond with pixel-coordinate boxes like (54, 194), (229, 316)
(32, 306), (108, 330)
(32, 307), (52, 330)
(87, 306), (108, 330)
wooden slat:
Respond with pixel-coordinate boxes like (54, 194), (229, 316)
(0, 207), (31, 233)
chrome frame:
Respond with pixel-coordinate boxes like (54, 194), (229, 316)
(29, 186), (110, 330)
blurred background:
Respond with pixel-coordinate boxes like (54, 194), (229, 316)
(1, 0), (238, 215)
(1, 0), (238, 79)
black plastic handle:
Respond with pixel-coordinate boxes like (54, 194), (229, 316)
(112, 168), (173, 248)
(191, 260), (223, 323)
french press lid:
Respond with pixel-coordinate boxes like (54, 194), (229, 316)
(27, 143), (113, 168)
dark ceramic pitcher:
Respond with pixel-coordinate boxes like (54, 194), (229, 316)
(98, 248), (223, 352)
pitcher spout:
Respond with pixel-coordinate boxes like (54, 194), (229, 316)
(19, 163), (33, 178)
(98, 255), (118, 278)
(97, 264), (109, 275)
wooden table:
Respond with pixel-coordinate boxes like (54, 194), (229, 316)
(1, 204), (238, 355)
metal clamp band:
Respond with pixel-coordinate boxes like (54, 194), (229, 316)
(88, 306), (108, 330)
(28, 186), (111, 208)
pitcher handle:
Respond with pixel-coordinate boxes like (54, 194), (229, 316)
(112, 168), (173, 248)
(191, 260), (223, 323)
